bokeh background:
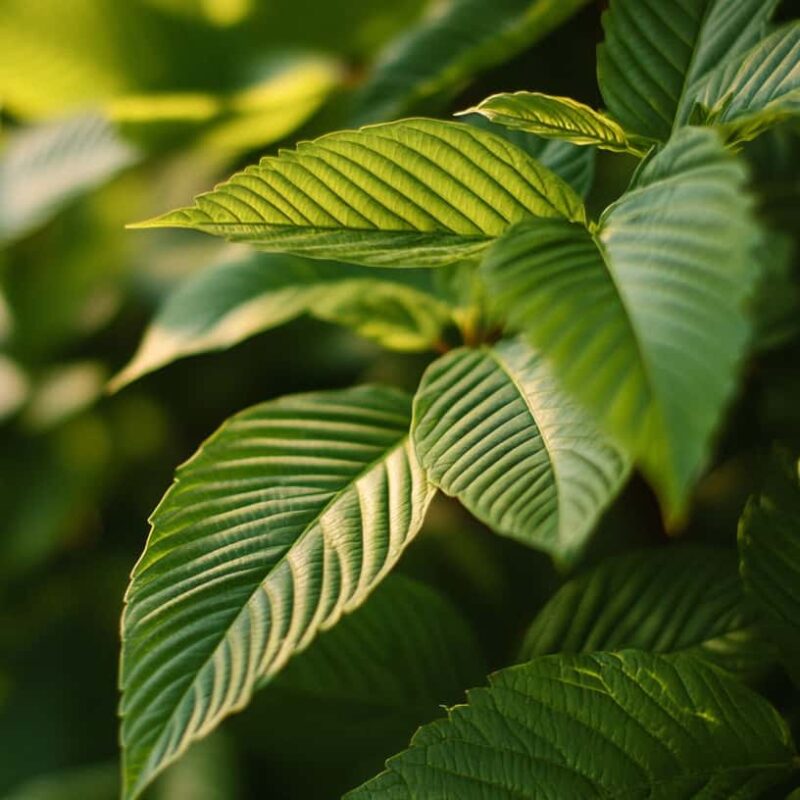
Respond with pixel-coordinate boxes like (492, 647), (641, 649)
(1, 1), (798, 798)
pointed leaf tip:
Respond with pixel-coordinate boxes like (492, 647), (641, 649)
(126, 209), (193, 230)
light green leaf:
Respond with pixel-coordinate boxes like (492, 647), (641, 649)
(120, 386), (435, 799)
(349, 651), (796, 799)
(130, 119), (585, 268)
(691, 23), (800, 145)
(739, 456), (800, 670)
(110, 252), (452, 389)
(0, 113), (139, 243)
(598, 0), (779, 141)
(461, 91), (651, 155)
(521, 546), (773, 679)
(351, 0), (591, 124)
(482, 128), (760, 517)
(462, 112), (596, 196)
(412, 339), (628, 561)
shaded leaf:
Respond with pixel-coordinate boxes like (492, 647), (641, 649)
(111, 252), (452, 389)
(0, 114), (138, 243)
(131, 119), (585, 268)
(521, 546), (773, 679)
(351, 0), (591, 124)
(349, 651), (796, 798)
(482, 128), (760, 517)
(461, 91), (651, 155)
(598, 0), (779, 141)
(412, 339), (628, 561)
(120, 386), (434, 799)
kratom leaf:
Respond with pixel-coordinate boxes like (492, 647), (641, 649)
(351, 0), (591, 124)
(691, 23), (800, 145)
(131, 119), (585, 268)
(412, 339), (628, 561)
(0, 113), (138, 243)
(598, 0), (779, 141)
(520, 546), (773, 679)
(348, 651), (796, 799)
(483, 128), (759, 517)
(120, 386), (434, 799)
(463, 113), (596, 196)
(739, 456), (800, 671)
(461, 92), (651, 155)
(110, 252), (452, 389)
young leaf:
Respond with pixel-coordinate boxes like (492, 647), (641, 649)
(521, 546), (773, 679)
(691, 23), (800, 145)
(120, 386), (435, 799)
(463, 113), (596, 196)
(351, 0), (591, 124)
(739, 456), (800, 672)
(482, 128), (759, 517)
(597, 0), (780, 141)
(412, 339), (628, 561)
(0, 113), (138, 243)
(348, 651), (797, 798)
(461, 92), (651, 155)
(130, 119), (585, 268)
(110, 252), (452, 390)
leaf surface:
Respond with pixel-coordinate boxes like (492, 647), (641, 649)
(521, 546), (772, 678)
(412, 339), (628, 561)
(482, 128), (759, 515)
(120, 386), (434, 799)
(132, 119), (585, 268)
(349, 651), (796, 798)
(461, 91), (650, 155)
(598, 0), (779, 140)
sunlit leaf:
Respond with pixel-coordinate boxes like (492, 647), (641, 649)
(0, 114), (138, 243)
(482, 128), (760, 517)
(120, 386), (434, 799)
(349, 651), (796, 798)
(461, 91), (651, 155)
(412, 339), (628, 561)
(131, 119), (585, 268)
(351, 0), (591, 124)
(598, 0), (779, 141)
(111, 252), (452, 389)
(521, 546), (773, 679)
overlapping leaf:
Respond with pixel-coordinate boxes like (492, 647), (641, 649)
(598, 0), (779, 141)
(351, 0), (591, 124)
(0, 113), (139, 243)
(120, 386), (434, 799)
(111, 252), (452, 389)
(131, 119), (585, 268)
(483, 128), (759, 516)
(691, 23), (800, 145)
(461, 92), (650, 155)
(349, 651), (796, 798)
(412, 339), (628, 561)
(521, 546), (772, 679)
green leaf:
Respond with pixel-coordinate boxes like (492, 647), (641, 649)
(348, 651), (796, 798)
(739, 456), (800, 671)
(482, 128), (759, 517)
(691, 23), (800, 145)
(598, 0), (779, 141)
(130, 119), (585, 268)
(351, 0), (591, 124)
(412, 339), (628, 561)
(120, 386), (435, 799)
(110, 251), (452, 389)
(520, 546), (773, 679)
(461, 92), (651, 155)
(462, 113), (596, 196)
(0, 114), (139, 243)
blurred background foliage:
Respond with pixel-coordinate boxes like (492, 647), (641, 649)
(0, 0), (798, 798)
